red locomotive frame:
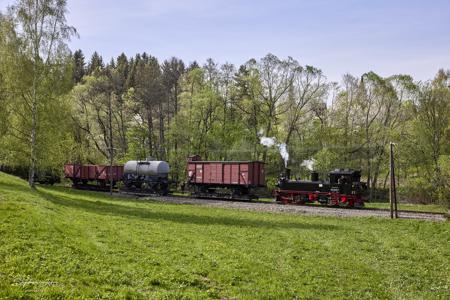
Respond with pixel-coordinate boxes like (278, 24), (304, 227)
(274, 189), (363, 207)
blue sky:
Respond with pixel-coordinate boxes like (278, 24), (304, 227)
(1, 0), (449, 82)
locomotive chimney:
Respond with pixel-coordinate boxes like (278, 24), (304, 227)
(285, 168), (291, 180)
(311, 171), (319, 181)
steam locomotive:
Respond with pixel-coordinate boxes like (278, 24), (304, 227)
(274, 168), (365, 207)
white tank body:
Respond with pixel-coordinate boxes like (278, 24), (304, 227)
(124, 160), (170, 176)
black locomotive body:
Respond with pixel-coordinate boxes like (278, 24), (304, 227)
(274, 169), (365, 207)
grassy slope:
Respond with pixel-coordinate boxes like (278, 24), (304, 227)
(0, 172), (449, 299)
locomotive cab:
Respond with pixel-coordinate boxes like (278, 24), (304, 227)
(276, 168), (291, 187)
(329, 169), (363, 195)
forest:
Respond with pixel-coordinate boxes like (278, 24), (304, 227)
(0, 0), (449, 205)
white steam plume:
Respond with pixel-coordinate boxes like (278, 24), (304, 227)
(260, 137), (276, 147)
(260, 136), (289, 167)
(301, 159), (316, 171)
(278, 143), (289, 168)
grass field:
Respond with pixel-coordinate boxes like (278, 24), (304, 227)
(0, 172), (449, 299)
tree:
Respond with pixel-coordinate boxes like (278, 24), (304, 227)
(162, 57), (185, 116)
(0, 14), (11, 143)
(233, 64), (263, 160)
(69, 75), (115, 163)
(87, 51), (104, 76)
(187, 61), (200, 71)
(413, 70), (450, 204)
(106, 53), (130, 157)
(72, 49), (85, 84)
(237, 54), (298, 164)
(162, 57), (185, 160)
(0, 69), (8, 145)
(216, 62), (236, 160)
(132, 54), (163, 158)
(284, 65), (328, 146)
(9, 0), (76, 187)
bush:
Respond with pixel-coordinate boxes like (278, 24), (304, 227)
(398, 177), (436, 204)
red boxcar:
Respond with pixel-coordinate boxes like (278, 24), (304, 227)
(64, 164), (124, 187)
(186, 155), (265, 200)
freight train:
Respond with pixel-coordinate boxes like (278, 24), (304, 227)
(64, 155), (366, 207)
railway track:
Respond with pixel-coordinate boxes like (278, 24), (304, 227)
(118, 192), (447, 221)
(61, 188), (446, 221)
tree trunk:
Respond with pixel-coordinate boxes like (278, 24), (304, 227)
(174, 84), (178, 159)
(147, 108), (153, 158)
(159, 100), (165, 160)
(108, 93), (114, 195)
(29, 58), (38, 188)
(118, 98), (127, 154)
(366, 143), (373, 201)
(29, 91), (37, 188)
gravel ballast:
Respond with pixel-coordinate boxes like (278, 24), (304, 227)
(142, 195), (447, 221)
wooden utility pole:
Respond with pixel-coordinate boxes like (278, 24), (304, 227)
(389, 142), (398, 218)
(109, 93), (114, 196)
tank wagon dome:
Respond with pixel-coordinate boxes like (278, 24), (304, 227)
(124, 160), (170, 176)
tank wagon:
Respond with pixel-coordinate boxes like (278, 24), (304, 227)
(274, 169), (365, 207)
(186, 155), (266, 200)
(122, 160), (170, 195)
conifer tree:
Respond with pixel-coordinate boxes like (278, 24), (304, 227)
(73, 49), (85, 84)
(87, 51), (104, 76)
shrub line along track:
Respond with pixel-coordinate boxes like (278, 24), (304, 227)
(116, 191), (447, 221)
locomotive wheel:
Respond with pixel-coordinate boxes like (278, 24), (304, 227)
(293, 195), (304, 204)
(124, 181), (133, 189)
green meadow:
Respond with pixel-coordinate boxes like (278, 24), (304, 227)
(0, 172), (449, 299)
